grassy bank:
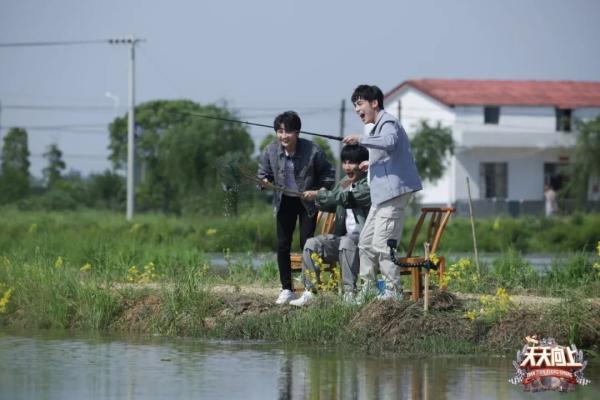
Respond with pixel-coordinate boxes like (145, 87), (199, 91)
(1, 209), (599, 355)
(1, 268), (598, 356)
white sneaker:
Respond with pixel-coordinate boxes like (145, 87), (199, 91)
(377, 289), (403, 302)
(275, 289), (296, 305)
(355, 283), (378, 305)
(289, 290), (315, 307)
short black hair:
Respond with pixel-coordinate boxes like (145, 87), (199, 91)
(351, 85), (384, 110)
(273, 111), (301, 132)
(341, 144), (369, 164)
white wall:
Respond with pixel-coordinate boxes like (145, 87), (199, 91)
(452, 148), (571, 201)
(386, 87), (455, 137)
(455, 106), (556, 131)
(384, 86), (600, 204)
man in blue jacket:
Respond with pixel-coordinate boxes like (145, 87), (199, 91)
(343, 85), (422, 301)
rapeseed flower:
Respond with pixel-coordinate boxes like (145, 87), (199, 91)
(0, 286), (13, 314)
(80, 263), (92, 272)
(467, 287), (514, 323)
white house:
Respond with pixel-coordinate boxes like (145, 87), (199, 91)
(381, 79), (600, 213)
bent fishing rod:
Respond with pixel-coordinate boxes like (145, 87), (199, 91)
(185, 113), (343, 141)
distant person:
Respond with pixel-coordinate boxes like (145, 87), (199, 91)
(544, 184), (558, 217)
(342, 84), (422, 302)
(257, 111), (335, 305)
(289, 144), (371, 306)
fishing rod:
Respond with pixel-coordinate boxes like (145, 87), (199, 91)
(237, 170), (302, 197)
(185, 113), (343, 141)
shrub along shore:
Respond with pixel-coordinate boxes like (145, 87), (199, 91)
(1, 209), (599, 355)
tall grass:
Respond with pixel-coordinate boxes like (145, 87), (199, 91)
(440, 249), (599, 296)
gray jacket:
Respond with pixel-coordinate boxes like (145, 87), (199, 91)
(359, 111), (422, 205)
(257, 138), (335, 216)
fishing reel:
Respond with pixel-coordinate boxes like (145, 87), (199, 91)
(387, 239), (438, 271)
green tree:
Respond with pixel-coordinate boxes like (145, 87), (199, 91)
(259, 133), (275, 152)
(0, 127), (31, 203)
(42, 143), (66, 188)
(312, 137), (335, 165)
(563, 115), (600, 209)
(108, 100), (254, 213)
(410, 121), (454, 182)
(87, 170), (126, 210)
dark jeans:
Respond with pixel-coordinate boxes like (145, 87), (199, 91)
(276, 195), (317, 290)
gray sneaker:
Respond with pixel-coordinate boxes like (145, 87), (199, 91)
(376, 289), (403, 302)
(342, 291), (356, 304)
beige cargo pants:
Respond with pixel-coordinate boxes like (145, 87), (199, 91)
(358, 193), (413, 292)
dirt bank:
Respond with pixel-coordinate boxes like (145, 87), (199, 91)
(105, 285), (600, 354)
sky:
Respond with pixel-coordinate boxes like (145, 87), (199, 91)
(1, 0), (600, 177)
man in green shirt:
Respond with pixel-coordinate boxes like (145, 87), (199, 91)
(290, 144), (371, 306)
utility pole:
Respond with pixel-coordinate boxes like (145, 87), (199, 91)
(109, 35), (143, 221)
(337, 99), (346, 180)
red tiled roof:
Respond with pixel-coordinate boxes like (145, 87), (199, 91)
(385, 79), (600, 109)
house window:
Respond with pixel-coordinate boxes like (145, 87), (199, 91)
(544, 163), (566, 191)
(555, 108), (572, 132)
(484, 106), (500, 124)
(479, 162), (507, 199)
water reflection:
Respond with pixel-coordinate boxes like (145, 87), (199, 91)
(0, 331), (597, 400)
(274, 347), (598, 400)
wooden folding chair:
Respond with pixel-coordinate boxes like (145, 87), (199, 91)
(395, 207), (455, 301)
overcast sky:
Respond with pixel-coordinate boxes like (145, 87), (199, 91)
(1, 0), (599, 177)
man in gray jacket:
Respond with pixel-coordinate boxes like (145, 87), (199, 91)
(343, 85), (422, 301)
(258, 111), (335, 305)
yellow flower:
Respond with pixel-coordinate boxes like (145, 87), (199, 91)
(596, 241), (600, 256)
(28, 223), (38, 234)
(593, 262), (600, 279)
(140, 262), (157, 283)
(127, 263), (158, 283)
(206, 228), (217, 236)
(310, 252), (324, 268)
(0, 287), (13, 314)
(492, 218), (501, 231)
(468, 287), (514, 322)
(428, 252), (440, 265)
(129, 223), (141, 233)
(127, 266), (139, 282)
(464, 310), (477, 321)
(80, 263), (92, 272)
(54, 256), (64, 269)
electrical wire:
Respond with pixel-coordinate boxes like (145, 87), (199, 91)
(0, 39), (110, 47)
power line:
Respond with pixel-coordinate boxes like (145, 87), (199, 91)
(0, 39), (109, 47)
(4, 104), (124, 112)
(30, 153), (108, 160)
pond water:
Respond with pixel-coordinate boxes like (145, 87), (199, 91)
(1, 331), (598, 399)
